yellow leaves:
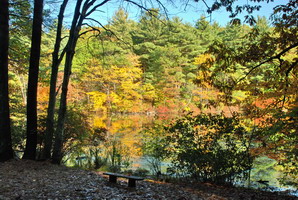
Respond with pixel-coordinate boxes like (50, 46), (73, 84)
(232, 90), (248, 102)
(93, 115), (107, 129)
(195, 71), (211, 86)
(142, 83), (157, 101)
(111, 65), (142, 82)
(87, 91), (107, 112)
(110, 92), (121, 104)
(194, 54), (214, 88)
(194, 53), (214, 66)
(82, 57), (145, 112)
(183, 106), (191, 112)
(109, 65), (143, 110)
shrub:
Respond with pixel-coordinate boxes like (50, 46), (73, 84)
(134, 168), (150, 176)
(140, 123), (168, 175)
(164, 113), (254, 185)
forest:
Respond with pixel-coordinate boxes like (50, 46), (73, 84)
(0, 0), (297, 196)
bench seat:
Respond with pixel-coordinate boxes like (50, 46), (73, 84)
(103, 172), (144, 187)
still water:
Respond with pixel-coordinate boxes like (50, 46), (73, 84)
(64, 114), (297, 196)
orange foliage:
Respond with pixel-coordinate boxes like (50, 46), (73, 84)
(254, 98), (275, 109)
(37, 85), (49, 111)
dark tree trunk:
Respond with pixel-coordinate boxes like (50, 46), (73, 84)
(43, 0), (69, 160)
(23, 0), (44, 160)
(51, 0), (111, 164)
(51, 0), (84, 164)
(0, 0), (14, 162)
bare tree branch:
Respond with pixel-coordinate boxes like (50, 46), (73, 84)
(154, 0), (169, 19)
(82, 17), (135, 54)
(85, 0), (111, 17)
(124, 0), (151, 12)
(57, 47), (67, 65)
(202, 0), (211, 12)
(78, 24), (101, 38)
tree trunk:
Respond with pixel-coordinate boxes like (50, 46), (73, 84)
(23, 0), (44, 160)
(43, 0), (68, 160)
(51, 0), (111, 164)
(0, 0), (14, 162)
(52, 0), (84, 164)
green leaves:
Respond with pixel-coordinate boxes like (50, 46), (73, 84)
(159, 113), (254, 184)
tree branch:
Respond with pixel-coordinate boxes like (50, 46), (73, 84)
(78, 24), (101, 38)
(238, 42), (298, 82)
(286, 59), (298, 77)
(84, 18), (133, 49)
(154, 0), (169, 19)
(57, 47), (67, 65)
(85, 0), (111, 17)
(124, 0), (151, 12)
(202, 0), (211, 13)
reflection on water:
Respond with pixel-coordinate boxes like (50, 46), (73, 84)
(64, 114), (297, 196)
(64, 113), (176, 170)
(242, 156), (298, 196)
(91, 113), (176, 158)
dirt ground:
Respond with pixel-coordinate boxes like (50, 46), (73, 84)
(0, 160), (296, 200)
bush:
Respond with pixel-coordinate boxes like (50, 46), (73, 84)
(164, 113), (254, 185)
(103, 136), (132, 171)
(134, 168), (150, 177)
(140, 124), (168, 176)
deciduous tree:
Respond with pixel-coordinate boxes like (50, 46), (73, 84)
(43, 0), (69, 160)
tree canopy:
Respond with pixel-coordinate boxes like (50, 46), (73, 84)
(0, 0), (297, 188)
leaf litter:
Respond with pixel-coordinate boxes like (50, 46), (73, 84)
(0, 160), (296, 200)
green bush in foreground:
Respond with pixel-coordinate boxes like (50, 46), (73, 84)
(142, 113), (254, 185)
(165, 113), (254, 184)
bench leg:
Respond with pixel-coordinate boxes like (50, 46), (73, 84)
(109, 175), (117, 183)
(128, 179), (136, 187)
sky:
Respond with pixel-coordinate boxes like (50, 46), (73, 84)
(48, 0), (288, 27)
(167, 0), (285, 26)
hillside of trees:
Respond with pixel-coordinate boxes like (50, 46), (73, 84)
(0, 0), (297, 193)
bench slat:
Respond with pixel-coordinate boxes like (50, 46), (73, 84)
(103, 172), (144, 180)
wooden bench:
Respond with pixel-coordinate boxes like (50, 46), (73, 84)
(103, 172), (144, 187)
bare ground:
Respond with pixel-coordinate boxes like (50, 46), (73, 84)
(0, 160), (296, 200)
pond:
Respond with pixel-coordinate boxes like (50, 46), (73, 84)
(64, 113), (297, 196)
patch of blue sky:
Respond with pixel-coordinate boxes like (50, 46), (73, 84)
(45, 0), (288, 27)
